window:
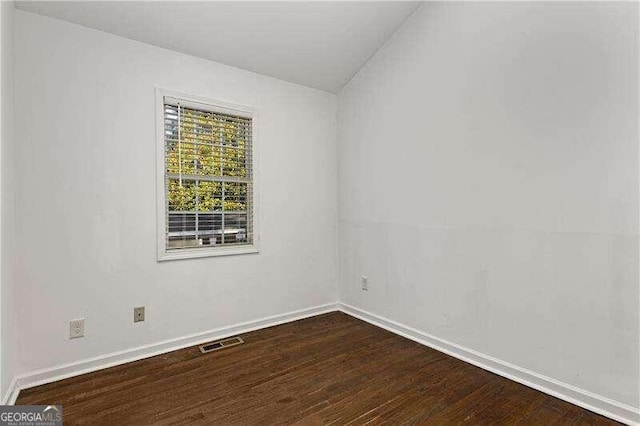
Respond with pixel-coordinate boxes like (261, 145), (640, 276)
(156, 90), (258, 260)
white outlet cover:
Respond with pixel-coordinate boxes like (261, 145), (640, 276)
(361, 276), (368, 291)
(69, 318), (85, 339)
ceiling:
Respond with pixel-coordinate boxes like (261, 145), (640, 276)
(15, 1), (422, 93)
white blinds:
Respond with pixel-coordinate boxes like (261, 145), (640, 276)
(164, 101), (253, 250)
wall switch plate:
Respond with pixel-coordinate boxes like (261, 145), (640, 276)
(134, 306), (145, 322)
(69, 319), (85, 339)
(361, 276), (369, 291)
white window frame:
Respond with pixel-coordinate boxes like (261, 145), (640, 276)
(156, 88), (260, 261)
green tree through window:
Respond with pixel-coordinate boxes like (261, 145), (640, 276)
(164, 103), (252, 249)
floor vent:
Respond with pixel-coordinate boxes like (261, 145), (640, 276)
(199, 336), (244, 354)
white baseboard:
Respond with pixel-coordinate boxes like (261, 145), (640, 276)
(1, 378), (19, 405)
(5, 302), (339, 403)
(339, 303), (640, 426)
(4, 301), (638, 425)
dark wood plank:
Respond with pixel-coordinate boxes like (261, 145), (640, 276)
(16, 312), (619, 425)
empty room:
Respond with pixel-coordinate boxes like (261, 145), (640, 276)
(0, 0), (638, 424)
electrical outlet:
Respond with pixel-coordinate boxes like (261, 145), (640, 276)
(69, 319), (85, 339)
(134, 306), (145, 323)
(361, 276), (369, 291)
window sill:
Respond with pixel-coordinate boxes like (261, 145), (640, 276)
(158, 245), (259, 261)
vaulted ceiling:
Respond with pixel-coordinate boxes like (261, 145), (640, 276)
(16, 1), (422, 93)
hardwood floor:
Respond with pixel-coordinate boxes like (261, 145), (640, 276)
(17, 312), (618, 425)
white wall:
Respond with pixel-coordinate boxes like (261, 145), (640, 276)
(0, 0), (15, 400)
(7, 2), (640, 419)
(12, 10), (338, 375)
(338, 2), (639, 408)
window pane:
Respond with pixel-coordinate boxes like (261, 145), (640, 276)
(167, 179), (196, 211)
(223, 182), (247, 211)
(166, 109), (250, 179)
(222, 213), (249, 244)
(198, 181), (223, 212)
